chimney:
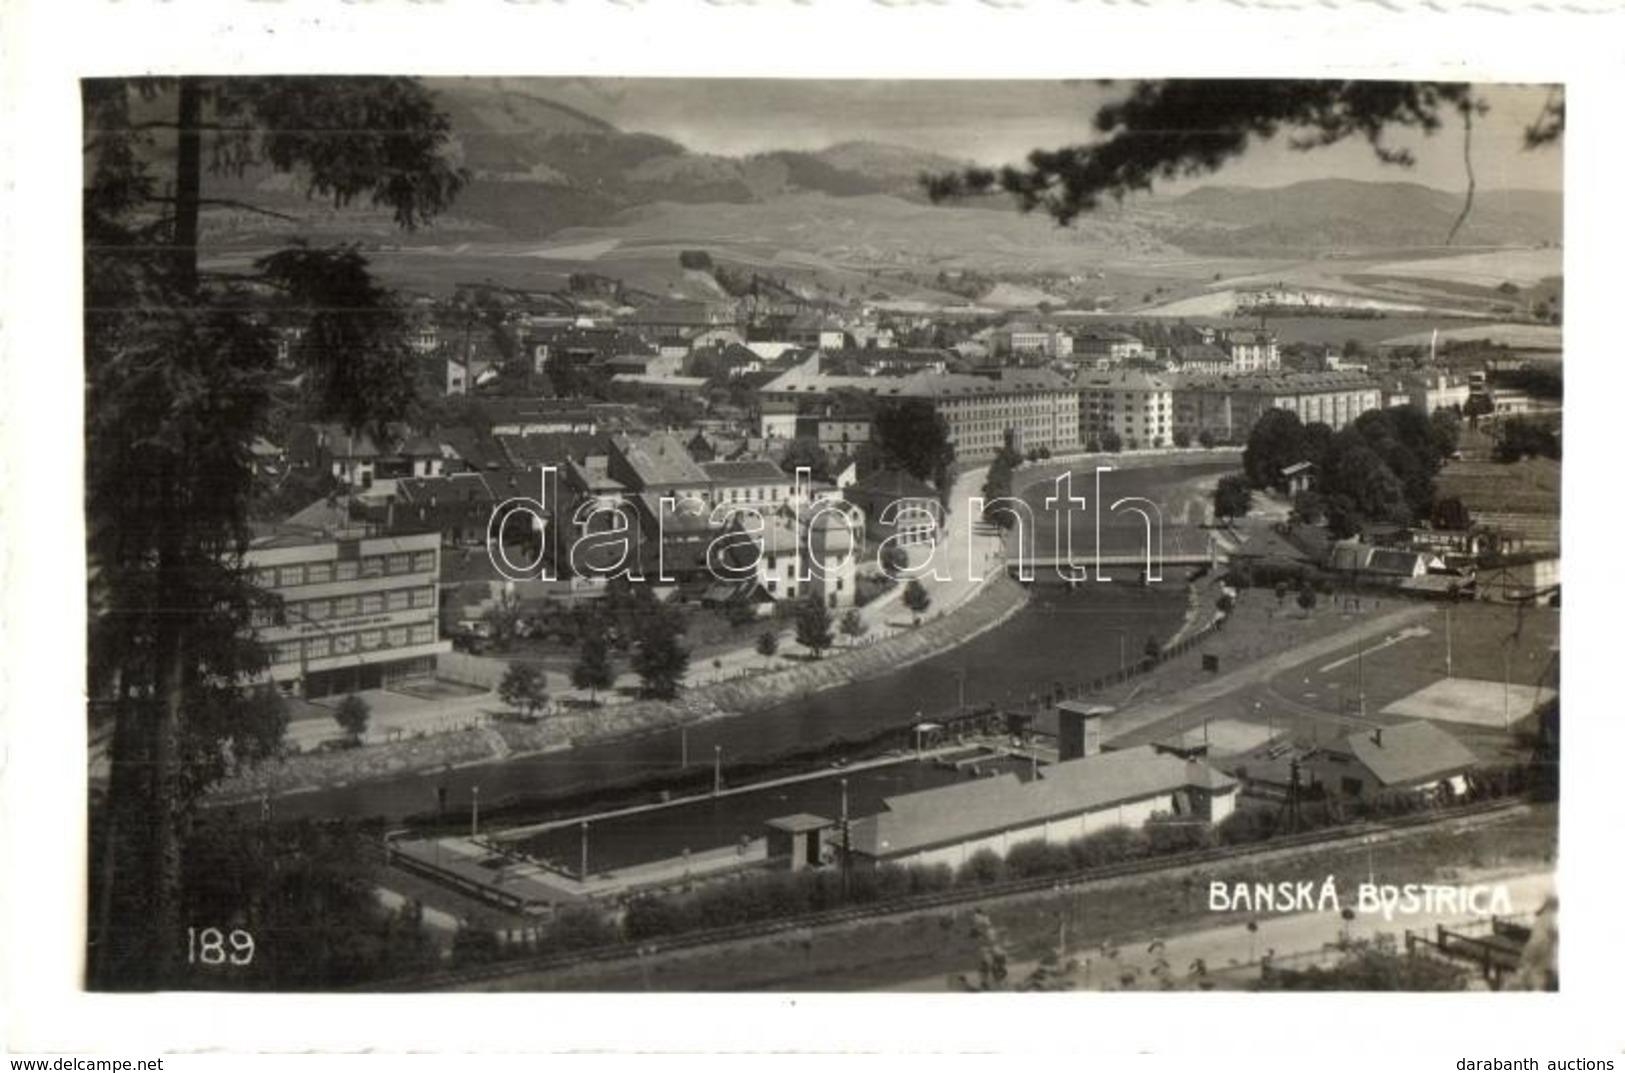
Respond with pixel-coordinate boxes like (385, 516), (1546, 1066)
(1372, 727), (1383, 747)
(1057, 702), (1109, 761)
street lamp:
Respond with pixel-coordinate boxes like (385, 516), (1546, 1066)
(1503, 644), (1512, 731)
(1444, 603), (1454, 679)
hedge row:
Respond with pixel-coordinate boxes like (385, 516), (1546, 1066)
(449, 761), (1538, 966)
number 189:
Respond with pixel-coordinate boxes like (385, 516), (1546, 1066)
(187, 926), (255, 966)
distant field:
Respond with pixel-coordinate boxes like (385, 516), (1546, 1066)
(1363, 248), (1562, 289)
(1155, 314), (1497, 350)
(1156, 246), (1563, 320)
(1380, 323), (1563, 351)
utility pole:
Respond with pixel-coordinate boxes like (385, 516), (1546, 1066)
(1503, 647), (1512, 731)
(580, 820), (589, 880)
(470, 785), (480, 838)
(681, 725), (688, 770)
(1357, 637), (1367, 721)
(713, 744), (722, 796)
(839, 777), (851, 902)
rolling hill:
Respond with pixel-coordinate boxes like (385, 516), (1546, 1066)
(1137, 180), (1561, 254)
(188, 80), (1564, 310)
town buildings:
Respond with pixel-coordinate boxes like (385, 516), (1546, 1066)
(1072, 329), (1145, 367)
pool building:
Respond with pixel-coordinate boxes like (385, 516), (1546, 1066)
(838, 745), (1236, 870)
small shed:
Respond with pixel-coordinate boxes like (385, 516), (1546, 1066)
(764, 813), (835, 872)
(1280, 460), (1316, 497)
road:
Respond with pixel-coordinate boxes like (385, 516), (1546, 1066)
(1103, 603), (1436, 747)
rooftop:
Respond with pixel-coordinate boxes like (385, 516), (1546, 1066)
(1343, 722), (1477, 787)
(846, 746), (1234, 859)
(702, 459), (790, 485)
(1176, 370), (1382, 394)
(614, 432), (711, 489)
(1077, 370), (1175, 392)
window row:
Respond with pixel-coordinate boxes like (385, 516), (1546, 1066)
(253, 550), (437, 590)
(252, 586), (436, 627)
(271, 623), (439, 665)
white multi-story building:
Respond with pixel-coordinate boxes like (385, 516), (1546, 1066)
(1173, 371), (1383, 443)
(1077, 371), (1176, 450)
(758, 360), (1081, 460)
(245, 529), (450, 699)
(734, 502), (861, 610)
(1216, 329), (1280, 373)
(905, 369), (1080, 459)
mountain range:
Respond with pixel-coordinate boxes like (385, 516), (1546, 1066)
(206, 79), (1564, 263)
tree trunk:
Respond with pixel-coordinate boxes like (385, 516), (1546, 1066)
(113, 80), (208, 986)
(171, 78), (204, 295)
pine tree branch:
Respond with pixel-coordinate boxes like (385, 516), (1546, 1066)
(142, 195), (299, 222)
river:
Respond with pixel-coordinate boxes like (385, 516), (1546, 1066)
(267, 459), (1233, 823)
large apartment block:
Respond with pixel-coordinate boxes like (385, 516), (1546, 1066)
(245, 530), (450, 699)
(905, 369), (1081, 459)
(1077, 371), (1176, 449)
(1173, 371), (1384, 443)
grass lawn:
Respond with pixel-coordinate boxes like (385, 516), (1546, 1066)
(1437, 456), (1561, 517)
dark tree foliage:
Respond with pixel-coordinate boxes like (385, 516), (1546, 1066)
(1242, 409), (1307, 491)
(158, 818), (440, 990)
(1429, 408), (1463, 460)
(1329, 443), (1410, 523)
(1212, 475), (1253, 523)
(334, 694), (370, 741)
(902, 579), (933, 617)
(925, 81), (1559, 241)
(571, 631), (615, 703)
(499, 662), (548, 719)
(631, 608), (691, 700)
(872, 399), (955, 490)
(980, 430), (1024, 528)
(794, 599), (836, 659)
(84, 76), (464, 988)
(1496, 418), (1561, 463)
(258, 247), (421, 432)
(780, 437), (833, 483)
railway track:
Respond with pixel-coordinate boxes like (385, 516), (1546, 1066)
(367, 796), (1531, 991)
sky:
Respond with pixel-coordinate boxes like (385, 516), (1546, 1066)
(518, 79), (1563, 195)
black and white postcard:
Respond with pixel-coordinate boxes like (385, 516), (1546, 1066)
(4, 0), (1621, 1059)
